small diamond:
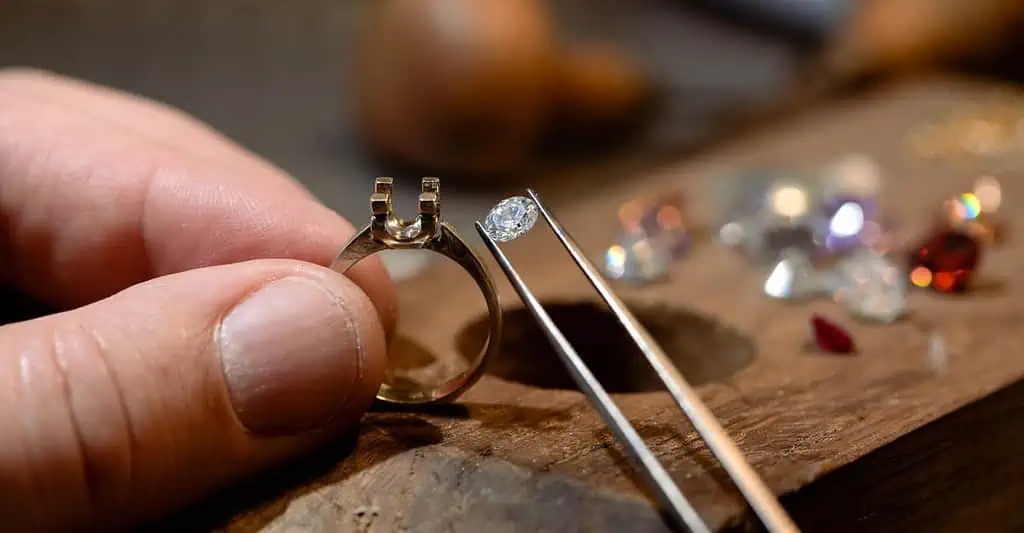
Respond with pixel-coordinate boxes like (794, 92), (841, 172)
(483, 196), (539, 242)
(833, 248), (906, 323)
(763, 249), (822, 300)
(603, 233), (671, 284)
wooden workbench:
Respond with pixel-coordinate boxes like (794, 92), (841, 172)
(156, 79), (1024, 533)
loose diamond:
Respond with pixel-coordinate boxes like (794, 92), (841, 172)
(483, 196), (539, 242)
(832, 248), (907, 323)
(763, 249), (822, 300)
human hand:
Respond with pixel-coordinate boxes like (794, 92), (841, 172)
(0, 69), (398, 532)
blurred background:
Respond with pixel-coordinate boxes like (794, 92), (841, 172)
(2, 0), (1023, 279)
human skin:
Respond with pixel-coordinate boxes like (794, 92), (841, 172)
(0, 68), (398, 532)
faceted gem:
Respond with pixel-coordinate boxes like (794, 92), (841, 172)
(819, 196), (879, 253)
(710, 168), (782, 235)
(763, 249), (822, 300)
(603, 232), (672, 284)
(832, 248), (906, 323)
(483, 196), (539, 242)
(711, 169), (826, 263)
(908, 229), (981, 293)
(614, 191), (693, 264)
(809, 314), (855, 354)
(639, 191), (691, 259)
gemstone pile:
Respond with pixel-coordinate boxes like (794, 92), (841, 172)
(589, 153), (1006, 353)
(711, 156), (909, 323)
(709, 158), (1005, 323)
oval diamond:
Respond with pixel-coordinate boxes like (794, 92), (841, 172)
(483, 196), (539, 242)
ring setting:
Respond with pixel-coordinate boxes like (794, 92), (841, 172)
(332, 177), (502, 405)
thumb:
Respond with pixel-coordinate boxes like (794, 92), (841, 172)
(0, 259), (387, 532)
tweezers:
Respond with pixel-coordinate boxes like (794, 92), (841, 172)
(475, 190), (800, 533)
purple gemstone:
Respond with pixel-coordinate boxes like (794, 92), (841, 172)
(820, 196), (880, 252)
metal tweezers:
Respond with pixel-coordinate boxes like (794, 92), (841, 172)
(475, 190), (800, 533)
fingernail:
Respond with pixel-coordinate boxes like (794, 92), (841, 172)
(217, 276), (363, 435)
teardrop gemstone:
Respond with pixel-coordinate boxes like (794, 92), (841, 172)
(810, 314), (855, 354)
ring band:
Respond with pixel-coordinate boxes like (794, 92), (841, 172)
(331, 177), (501, 405)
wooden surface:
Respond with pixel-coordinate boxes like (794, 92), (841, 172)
(154, 77), (1024, 533)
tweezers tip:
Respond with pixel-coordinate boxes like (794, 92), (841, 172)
(474, 221), (496, 244)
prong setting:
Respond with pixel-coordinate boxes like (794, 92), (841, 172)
(369, 177), (442, 246)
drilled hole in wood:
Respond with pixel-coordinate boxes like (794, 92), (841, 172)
(458, 301), (755, 393)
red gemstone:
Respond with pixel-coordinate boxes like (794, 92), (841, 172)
(810, 314), (855, 354)
(908, 229), (981, 293)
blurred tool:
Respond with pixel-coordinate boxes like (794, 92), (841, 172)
(689, 0), (856, 41)
(686, 0), (1024, 143)
(352, 0), (650, 175)
(820, 0), (1024, 84)
(352, 0), (1024, 179)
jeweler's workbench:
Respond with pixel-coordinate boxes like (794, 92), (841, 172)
(150, 78), (1024, 533)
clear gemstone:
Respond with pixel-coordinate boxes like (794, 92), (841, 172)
(763, 249), (822, 300)
(712, 169), (826, 263)
(483, 196), (539, 242)
(603, 232), (671, 284)
(832, 248), (906, 323)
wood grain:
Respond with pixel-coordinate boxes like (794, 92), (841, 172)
(154, 77), (1024, 532)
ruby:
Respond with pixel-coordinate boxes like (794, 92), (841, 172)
(810, 314), (855, 354)
(908, 229), (981, 293)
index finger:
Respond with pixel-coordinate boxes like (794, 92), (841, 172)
(0, 69), (397, 333)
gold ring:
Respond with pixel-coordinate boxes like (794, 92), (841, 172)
(331, 177), (501, 405)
